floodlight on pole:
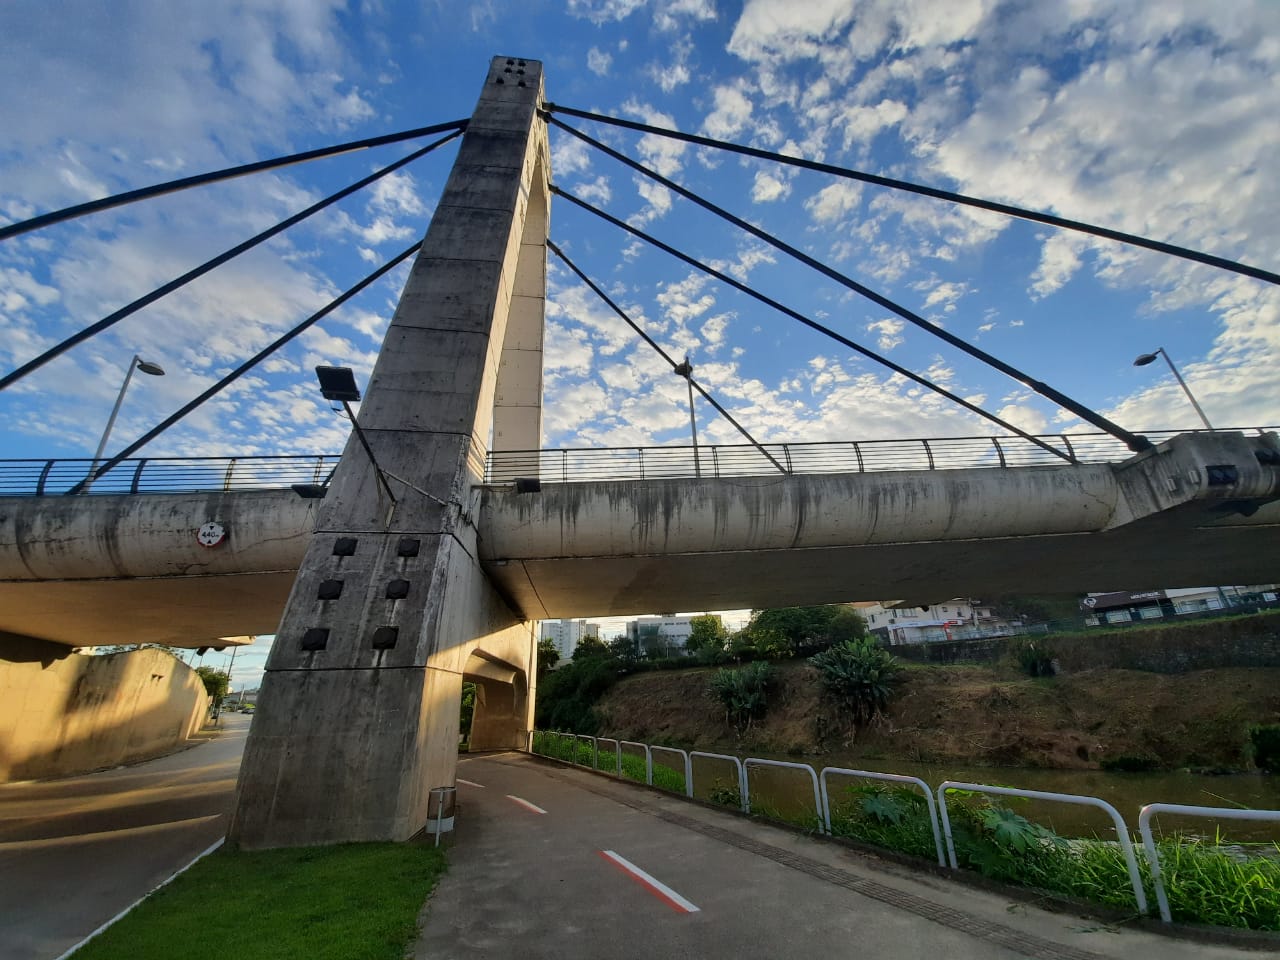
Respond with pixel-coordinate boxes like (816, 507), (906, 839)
(673, 355), (701, 478)
(86, 354), (165, 491)
(1132, 347), (1213, 431)
(310, 366), (398, 512)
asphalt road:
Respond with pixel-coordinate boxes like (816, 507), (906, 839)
(0, 713), (249, 960)
(418, 753), (1267, 960)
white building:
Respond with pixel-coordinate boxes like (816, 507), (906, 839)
(856, 599), (1012, 646)
(625, 615), (704, 656)
(1082, 584), (1279, 625)
(539, 619), (600, 660)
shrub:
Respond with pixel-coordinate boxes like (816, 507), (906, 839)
(710, 661), (774, 733)
(1010, 637), (1057, 677)
(534, 656), (619, 734)
(828, 784), (939, 860)
(809, 639), (902, 729)
(1248, 723), (1280, 772)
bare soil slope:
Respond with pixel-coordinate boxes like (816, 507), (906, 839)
(593, 662), (1280, 770)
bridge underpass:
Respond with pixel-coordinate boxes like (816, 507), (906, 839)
(4, 55), (1280, 849)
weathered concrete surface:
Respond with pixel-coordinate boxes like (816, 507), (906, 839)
(229, 56), (549, 848)
(3, 434), (1279, 641)
(0, 488), (311, 647)
(0, 714), (247, 960)
(0, 641), (207, 781)
(479, 431), (1280, 617)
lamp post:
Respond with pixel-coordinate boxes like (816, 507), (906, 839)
(1132, 347), (1213, 431)
(673, 355), (701, 478)
(87, 354), (165, 489)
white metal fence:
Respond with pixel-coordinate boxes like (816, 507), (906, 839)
(530, 729), (1278, 923)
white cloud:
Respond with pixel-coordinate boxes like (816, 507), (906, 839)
(574, 175), (613, 205)
(701, 83), (754, 140)
(804, 181), (862, 224)
(865, 318), (904, 351)
(750, 170), (789, 203)
(587, 46), (612, 76)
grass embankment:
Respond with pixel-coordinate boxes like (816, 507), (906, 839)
(71, 843), (447, 960)
(593, 660), (1280, 771)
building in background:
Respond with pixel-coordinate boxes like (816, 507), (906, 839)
(858, 599), (1014, 646)
(625, 615), (700, 657)
(1081, 584), (1279, 625)
(539, 619), (600, 660)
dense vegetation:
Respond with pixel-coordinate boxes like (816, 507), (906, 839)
(535, 605), (871, 735)
(830, 783), (1280, 930)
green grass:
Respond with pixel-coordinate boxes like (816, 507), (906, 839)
(531, 732), (687, 793)
(71, 842), (447, 960)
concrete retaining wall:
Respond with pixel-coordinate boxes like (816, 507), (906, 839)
(888, 611), (1280, 673)
(0, 639), (208, 781)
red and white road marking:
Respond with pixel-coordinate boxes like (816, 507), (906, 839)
(506, 794), (547, 814)
(456, 778), (485, 788)
(598, 850), (700, 913)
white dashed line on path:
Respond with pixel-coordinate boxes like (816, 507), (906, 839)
(599, 849), (700, 913)
(506, 794), (547, 814)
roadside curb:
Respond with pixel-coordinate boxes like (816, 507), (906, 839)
(52, 837), (226, 959)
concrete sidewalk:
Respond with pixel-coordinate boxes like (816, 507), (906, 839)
(416, 753), (1271, 960)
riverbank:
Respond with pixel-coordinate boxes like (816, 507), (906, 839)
(593, 661), (1280, 772)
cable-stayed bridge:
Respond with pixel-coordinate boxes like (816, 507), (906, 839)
(2, 57), (1277, 847)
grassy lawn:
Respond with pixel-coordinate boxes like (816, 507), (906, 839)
(71, 842), (447, 960)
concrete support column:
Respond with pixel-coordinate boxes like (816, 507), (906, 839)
(230, 56), (548, 849)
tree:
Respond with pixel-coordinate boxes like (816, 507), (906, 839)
(741, 605), (864, 658)
(685, 614), (728, 654)
(537, 637), (560, 675)
(607, 633), (642, 667)
(459, 681), (476, 740)
(572, 634), (609, 661)
(195, 666), (230, 701)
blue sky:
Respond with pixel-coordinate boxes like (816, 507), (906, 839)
(3, 1), (1278, 690)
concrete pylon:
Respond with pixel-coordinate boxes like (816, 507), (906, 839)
(229, 56), (548, 848)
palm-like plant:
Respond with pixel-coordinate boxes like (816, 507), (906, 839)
(809, 639), (902, 728)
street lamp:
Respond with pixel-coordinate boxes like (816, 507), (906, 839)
(673, 355), (701, 478)
(1132, 347), (1213, 431)
(87, 354), (165, 488)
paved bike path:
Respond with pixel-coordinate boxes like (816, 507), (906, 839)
(415, 753), (1262, 960)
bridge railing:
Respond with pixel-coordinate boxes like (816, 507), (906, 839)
(485, 426), (1276, 483)
(0, 455), (341, 496)
(4, 427), (1274, 495)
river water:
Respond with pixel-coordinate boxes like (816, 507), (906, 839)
(664, 749), (1280, 842)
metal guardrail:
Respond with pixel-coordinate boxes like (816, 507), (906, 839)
(530, 731), (1278, 921)
(487, 427), (1277, 483)
(689, 751), (749, 811)
(8, 426), (1272, 495)
(820, 766), (946, 866)
(1139, 802), (1280, 923)
(937, 780), (1148, 914)
(0, 455), (342, 496)
(744, 758), (825, 832)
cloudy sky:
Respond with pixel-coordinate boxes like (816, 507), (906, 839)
(3, 1), (1278, 689)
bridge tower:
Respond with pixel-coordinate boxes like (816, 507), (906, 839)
(230, 56), (549, 847)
